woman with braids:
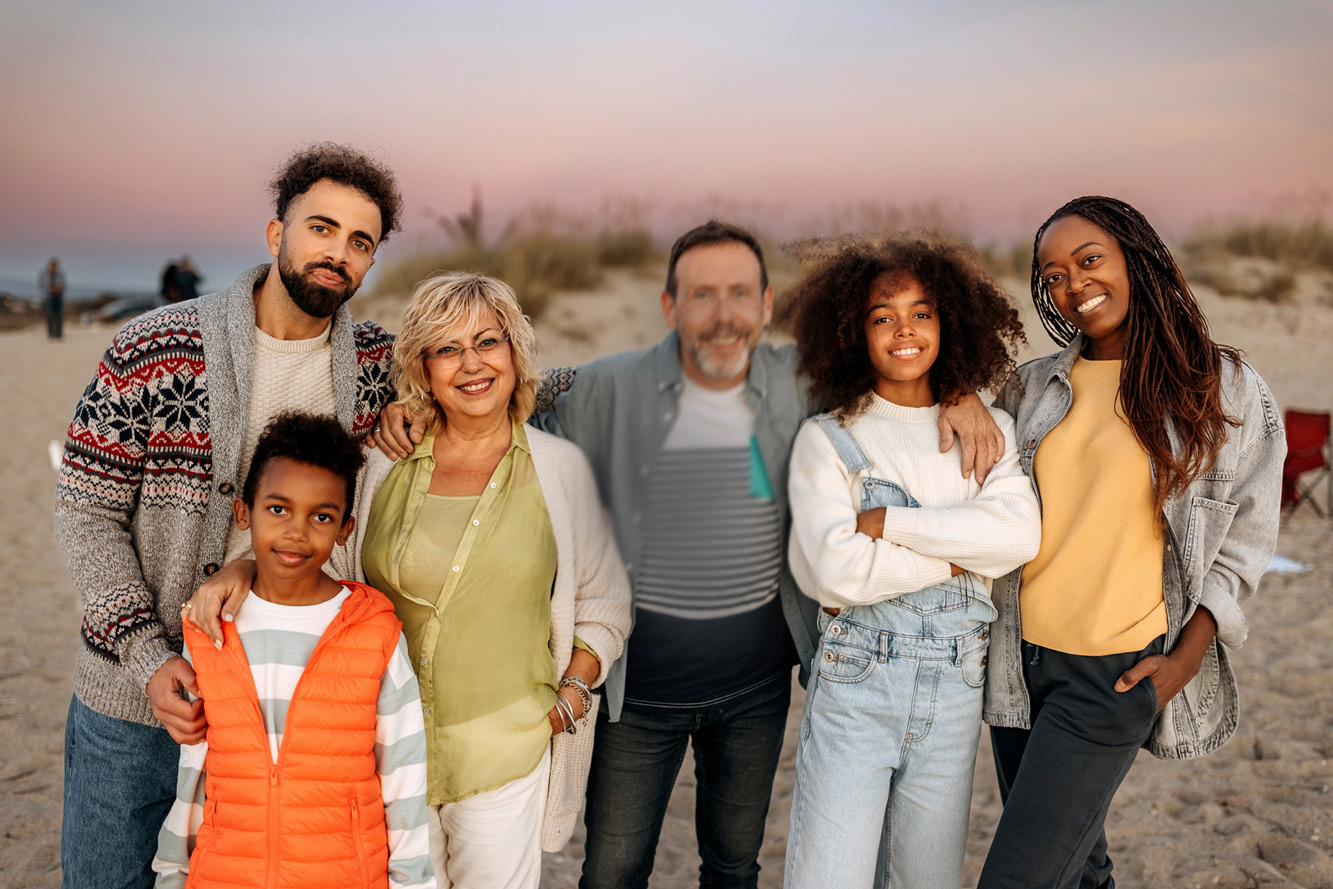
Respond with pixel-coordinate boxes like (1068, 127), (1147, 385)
(978, 196), (1285, 888)
(782, 236), (1040, 888)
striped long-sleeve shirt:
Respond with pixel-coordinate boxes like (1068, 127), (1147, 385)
(152, 587), (435, 889)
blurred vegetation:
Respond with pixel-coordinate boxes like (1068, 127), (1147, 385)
(1180, 218), (1333, 302)
(373, 188), (664, 318)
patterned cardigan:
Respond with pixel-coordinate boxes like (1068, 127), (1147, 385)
(54, 264), (395, 726)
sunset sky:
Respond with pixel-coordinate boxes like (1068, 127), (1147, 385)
(2, 0), (1330, 294)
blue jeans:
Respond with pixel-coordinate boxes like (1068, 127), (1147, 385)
(62, 695), (180, 889)
(784, 596), (993, 889)
(579, 675), (791, 889)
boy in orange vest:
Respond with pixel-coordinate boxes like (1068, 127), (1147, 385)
(153, 412), (435, 889)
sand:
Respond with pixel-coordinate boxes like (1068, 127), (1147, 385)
(2, 264), (1330, 888)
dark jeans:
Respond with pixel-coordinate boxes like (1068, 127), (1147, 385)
(979, 637), (1164, 889)
(62, 695), (180, 889)
(580, 675), (791, 889)
(46, 294), (63, 338)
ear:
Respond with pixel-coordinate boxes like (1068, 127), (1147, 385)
(232, 498), (251, 530)
(336, 514), (356, 547)
(266, 217), (284, 259)
(761, 284), (774, 329)
(660, 290), (678, 330)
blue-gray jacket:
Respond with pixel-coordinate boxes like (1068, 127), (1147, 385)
(533, 331), (821, 721)
(983, 335), (1285, 758)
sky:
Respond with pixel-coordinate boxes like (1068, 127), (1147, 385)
(2, 0), (1330, 294)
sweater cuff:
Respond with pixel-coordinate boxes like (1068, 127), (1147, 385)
(878, 507), (921, 547)
(121, 628), (178, 691)
(1196, 581), (1248, 649)
(571, 625), (619, 688)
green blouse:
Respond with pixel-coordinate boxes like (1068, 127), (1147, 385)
(363, 421), (559, 804)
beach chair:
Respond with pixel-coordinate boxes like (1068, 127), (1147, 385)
(1281, 409), (1331, 519)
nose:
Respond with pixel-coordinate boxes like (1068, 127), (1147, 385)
(894, 316), (916, 337)
(460, 345), (485, 371)
(1066, 266), (1087, 294)
(323, 236), (349, 266)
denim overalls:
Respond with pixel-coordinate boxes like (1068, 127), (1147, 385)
(785, 415), (997, 889)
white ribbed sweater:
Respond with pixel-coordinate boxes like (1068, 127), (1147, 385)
(787, 395), (1041, 609)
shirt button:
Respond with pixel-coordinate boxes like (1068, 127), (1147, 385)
(218, 482), (233, 494)
(422, 706), (431, 716)
(452, 565), (460, 572)
(420, 656), (429, 666)
(1027, 439), (1036, 448)
(472, 520), (479, 526)
(489, 482), (497, 489)
(824, 651), (835, 662)
(980, 627), (990, 641)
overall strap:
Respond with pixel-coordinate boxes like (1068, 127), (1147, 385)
(812, 413), (871, 475)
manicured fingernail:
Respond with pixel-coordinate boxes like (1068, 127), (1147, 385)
(214, 640), (223, 650)
(223, 614), (234, 623)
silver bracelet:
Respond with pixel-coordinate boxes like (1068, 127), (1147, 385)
(554, 693), (578, 735)
(558, 676), (592, 720)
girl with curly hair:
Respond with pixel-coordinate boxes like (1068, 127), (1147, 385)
(782, 236), (1040, 888)
(978, 197), (1285, 888)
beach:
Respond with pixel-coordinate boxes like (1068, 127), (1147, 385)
(2, 267), (1331, 888)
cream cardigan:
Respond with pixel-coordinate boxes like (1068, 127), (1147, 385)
(330, 425), (632, 851)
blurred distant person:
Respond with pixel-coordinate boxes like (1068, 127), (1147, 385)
(160, 260), (181, 303)
(41, 257), (66, 338)
(174, 256), (202, 301)
(54, 143), (403, 889)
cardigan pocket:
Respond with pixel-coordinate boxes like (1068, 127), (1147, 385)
(1181, 496), (1238, 589)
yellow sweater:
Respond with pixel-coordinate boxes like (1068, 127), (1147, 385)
(1019, 358), (1166, 656)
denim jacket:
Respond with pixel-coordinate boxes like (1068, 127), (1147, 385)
(983, 336), (1285, 759)
(532, 331), (821, 721)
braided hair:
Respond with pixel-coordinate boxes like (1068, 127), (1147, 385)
(1030, 196), (1241, 516)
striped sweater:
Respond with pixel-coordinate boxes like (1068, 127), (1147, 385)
(54, 264), (395, 726)
(152, 586), (435, 889)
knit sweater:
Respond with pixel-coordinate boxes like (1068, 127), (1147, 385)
(54, 264), (395, 726)
(788, 396), (1041, 609)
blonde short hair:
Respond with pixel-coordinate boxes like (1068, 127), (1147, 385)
(392, 273), (540, 433)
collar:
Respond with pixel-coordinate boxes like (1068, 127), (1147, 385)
(401, 417), (530, 464)
(1046, 333), (1087, 384)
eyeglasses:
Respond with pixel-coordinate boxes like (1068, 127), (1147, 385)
(428, 335), (510, 365)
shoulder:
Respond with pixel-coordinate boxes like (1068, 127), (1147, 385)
(351, 317), (393, 352)
(528, 426), (597, 479)
(1222, 355), (1283, 441)
(573, 342), (659, 383)
(986, 404), (1020, 439)
(105, 300), (205, 365)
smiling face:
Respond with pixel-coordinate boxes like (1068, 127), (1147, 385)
(424, 308), (517, 428)
(267, 179), (382, 319)
(233, 457), (353, 603)
(864, 274), (940, 407)
(1037, 214), (1132, 360)
(662, 241), (773, 390)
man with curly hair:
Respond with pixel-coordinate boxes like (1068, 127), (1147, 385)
(54, 143), (403, 889)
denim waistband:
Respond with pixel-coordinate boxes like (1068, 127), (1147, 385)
(823, 614), (990, 664)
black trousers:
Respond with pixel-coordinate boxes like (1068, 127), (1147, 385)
(979, 636), (1164, 889)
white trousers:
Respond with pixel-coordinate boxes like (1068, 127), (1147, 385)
(428, 745), (550, 889)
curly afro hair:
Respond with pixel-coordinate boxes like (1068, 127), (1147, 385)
(241, 412), (366, 518)
(783, 235), (1025, 417)
(269, 143), (403, 246)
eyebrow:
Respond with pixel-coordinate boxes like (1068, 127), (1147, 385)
(262, 493), (344, 511)
(437, 326), (501, 345)
(1040, 241), (1103, 272)
(306, 214), (377, 248)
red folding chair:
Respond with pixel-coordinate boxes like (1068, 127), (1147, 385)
(1281, 409), (1331, 518)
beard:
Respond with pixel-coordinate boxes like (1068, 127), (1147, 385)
(277, 245), (357, 319)
(681, 322), (762, 381)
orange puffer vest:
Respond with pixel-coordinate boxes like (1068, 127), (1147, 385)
(182, 582), (403, 889)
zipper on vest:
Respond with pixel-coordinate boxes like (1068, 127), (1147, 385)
(350, 797), (370, 888)
(266, 764), (279, 889)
